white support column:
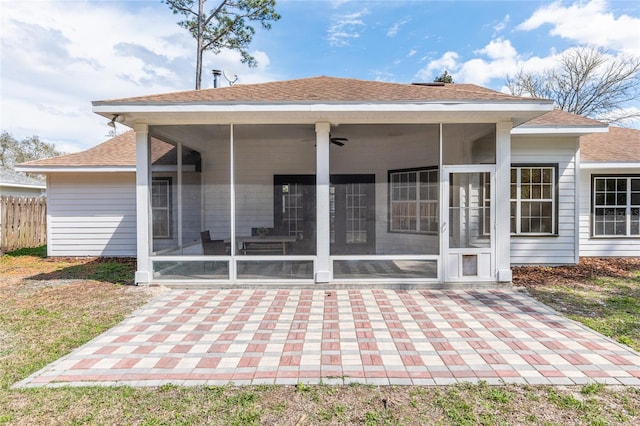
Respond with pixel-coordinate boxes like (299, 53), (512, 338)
(574, 139), (581, 264)
(176, 142), (183, 250)
(134, 124), (152, 284)
(495, 121), (512, 282)
(315, 122), (331, 283)
(229, 124), (236, 280)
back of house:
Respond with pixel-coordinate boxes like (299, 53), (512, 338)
(17, 76), (638, 286)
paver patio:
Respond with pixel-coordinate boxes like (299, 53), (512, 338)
(15, 289), (640, 388)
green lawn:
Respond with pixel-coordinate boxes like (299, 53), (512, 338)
(0, 250), (639, 425)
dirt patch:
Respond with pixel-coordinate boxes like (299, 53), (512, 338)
(513, 257), (640, 287)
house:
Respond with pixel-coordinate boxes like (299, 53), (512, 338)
(19, 75), (637, 287)
(0, 169), (46, 197)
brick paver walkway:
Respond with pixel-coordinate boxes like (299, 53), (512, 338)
(15, 289), (640, 387)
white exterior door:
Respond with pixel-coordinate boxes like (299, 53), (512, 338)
(442, 166), (495, 281)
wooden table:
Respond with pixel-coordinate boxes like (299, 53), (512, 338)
(227, 235), (297, 255)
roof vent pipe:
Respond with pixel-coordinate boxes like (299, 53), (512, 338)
(212, 69), (222, 88)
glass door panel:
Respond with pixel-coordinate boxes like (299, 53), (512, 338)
(449, 172), (491, 249)
(330, 174), (375, 255)
(444, 169), (494, 281)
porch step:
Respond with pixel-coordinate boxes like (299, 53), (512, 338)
(144, 281), (513, 290)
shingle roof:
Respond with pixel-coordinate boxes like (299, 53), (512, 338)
(31, 77), (623, 170)
(0, 169), (46, 187)
(19, 131), (137, 168)
(94, 76), (542, 105)
(581, 126), (640, 162)
(19, 131), (177, 168)
(518, 109), (605, 128)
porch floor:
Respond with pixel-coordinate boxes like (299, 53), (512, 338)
(15, 289), (640, 388)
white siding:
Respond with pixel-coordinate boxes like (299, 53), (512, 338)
(48, 173), (136, 256)
(510, 137), (578, 265)
(579, 167), (640, 257)
(0, 186), (45, 197)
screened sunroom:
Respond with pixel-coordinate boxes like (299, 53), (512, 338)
(89, 76), (553, 286)
(143, 122), (498, 284)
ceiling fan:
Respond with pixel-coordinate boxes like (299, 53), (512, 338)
(305, 134), (349, 147)
(329, 135), (348, 146)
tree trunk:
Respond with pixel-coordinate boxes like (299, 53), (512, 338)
(195, 0), (205, 90)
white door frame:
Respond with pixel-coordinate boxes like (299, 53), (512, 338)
(441, 165), (496, 282)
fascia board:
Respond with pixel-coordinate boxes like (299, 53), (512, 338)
(93, 101), (554, 114)
(15, 166), (136, 173)
(512, 126), (608, 135)
(580, 162), (640, 169)
(0, 183), (46, 189)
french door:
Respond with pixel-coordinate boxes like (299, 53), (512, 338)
(273, 174), (376, 256)
(274, 175), (316, 254)
(330, 174), (376, 254)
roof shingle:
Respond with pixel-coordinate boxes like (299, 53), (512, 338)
(0, 169), (46, 187)
(519, 109), (605, 128)
(19, 131), (137, 168)
(94, 76), (544, 105)
(20, 131), (179, 168)
(581, 126), (640, 162)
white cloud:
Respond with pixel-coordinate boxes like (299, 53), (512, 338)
(415, 1), (640, 89)
(327, 9), (368, 47)
(408, 49), (417, 57)
(415, 39), (562, 86)
(415, 51), (459, 81)
(0, 0), (277, 153)
(387, 18), (410, 37)
(518, 0), (640, 55)
(493, 14), (510, 33)
(475, 38), (517, 60)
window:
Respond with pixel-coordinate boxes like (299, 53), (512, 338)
(389, 167), (438, 234)
(510, 165), (556, 235)
(592, 176), (640, 237)
(152, 178), (172, 238)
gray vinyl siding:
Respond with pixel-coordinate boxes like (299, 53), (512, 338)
(48, 173), (136, 257)
(510, 137), (578, 265)
(579, 166), (640, 257)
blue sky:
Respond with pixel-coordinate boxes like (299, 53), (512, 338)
(1, 0), (639, 153)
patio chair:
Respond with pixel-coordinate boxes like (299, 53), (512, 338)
(200, 230), (228, 255)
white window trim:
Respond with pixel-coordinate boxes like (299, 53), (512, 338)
(389, 167), (438, 234)
(510, 165), (557, 236)
(592, 176), (640, 238)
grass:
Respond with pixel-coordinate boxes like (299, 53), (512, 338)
(0, 250), (639, 424)
(522, 269), (640, 352)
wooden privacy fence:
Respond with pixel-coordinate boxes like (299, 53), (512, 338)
(0, 196), (47, 251)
